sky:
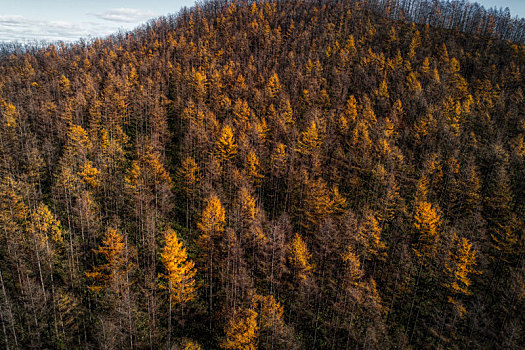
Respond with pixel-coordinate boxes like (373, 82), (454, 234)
(476, 0), (525, 17)
(0, 0), (523, 43)
(0, 0), (196, 42)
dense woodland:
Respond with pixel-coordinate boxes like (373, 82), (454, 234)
(0, 0), (524, 348)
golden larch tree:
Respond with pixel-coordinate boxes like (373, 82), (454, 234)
(222, 307), (259, 350)
(297, 120), (322, 156)
(86, 228), (134, 294)
(267, 72), (281, 99)
(444, 236), (480, 316)
(289, 233), (314, 280)
(245, 151), (263, 184)
(160, 228), (197, 305)
(216, 125), (238, 162)
(197, 194), (226, 250)
(413, 201), (441, 259)
(182, 340), (202, 350)
(197, 194), (226, 321)
(179, 156), (200, 195)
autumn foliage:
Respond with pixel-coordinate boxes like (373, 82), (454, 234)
(0, 0), (524, 348)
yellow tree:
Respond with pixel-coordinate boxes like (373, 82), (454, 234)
(342, 246), (364, 284)
(255, 293), (285, 333)
(297, 120), (322, 157)
(339, 244), (384, 345)
(302, 178), (345, 230)
(1, 102), (18, 128)
(85, 228), (134, 294)
(233, 99), (251, 127)
(182, 340), (202, 350)
(407, 71), (422, 93)
(278, 99), (294, 127)
(338, 95), (358, 134)
(254, 293), (293, 348)
(222, 307), (259, 350)
(179, 157), (200, 196)
(160, 228), (197, 305)
(376, 79), (389, 100)
(288, 233), (314, 281)
(350, 121), (372, 163)
(245, 151), (264, 185)
(266, 72), (281, 99)
(345, 34), (357, 57)
(413, 201), (441, 259)
(30, 203), (63, 247)
(421, 57), (431, 74)
(197, 194), (226, 322)
(191, 68), (207, 101)
(236, 187), (267, 269)
(216, 125), (238, 163)
(77, 160), (101, 189)
(444, 236), (480, 316)
(125, 146), (173, 284)
(238, 187), (259, 225)
(85, 227), (136, 346)
(356, 210), (386, 259)
(271, 143), (288, 177)
(197, 194), (226, 249)
(160, 228), (197, 348)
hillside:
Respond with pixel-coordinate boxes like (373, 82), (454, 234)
(0, 0), (524, 349)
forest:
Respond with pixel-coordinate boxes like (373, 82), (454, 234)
(0, 0), (523, 348)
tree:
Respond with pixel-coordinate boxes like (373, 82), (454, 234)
(197, 194), (226, 327)
(355, 210), (386, 259)
(342, 246), (364, 284)
(297, 120), (322, 157)
(216, 125), (238, 163)
(197, 194), (226, 250)
(182, 339), (202, 350)
(288, 233), (314, 281)
(302, 178), (346, 231)
(484, 163), (518, 261)
(267, 73), (281, 100)
(245, 151), (263, 185)
(444, 236), (479, 316)
(160, 228), (197, 305)
(338, 96), (358, 134)
(159, 228), (197, 349)
(413, 201), (441, 259)
(85, 227), (136, 348)
(179, 157), (200, 196)
(222, 307), (259, 350)
(30, 203), (63, 246)
(233, 99), (251, 127)
(86, 227), (134, 294)
(271, 143), (288, 178)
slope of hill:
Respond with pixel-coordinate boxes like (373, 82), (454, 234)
(0, 0), (523, 349)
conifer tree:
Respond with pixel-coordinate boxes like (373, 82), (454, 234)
(86, 227), (134, 293)
(216, 125), (238, 163)
(444, 236), (479, 312)
(222, 307), (259, 350)
(160, 228), (197, 305)
(197, 194), (226, 325)
(160, 228), (197, 349)
(413, 201), (441, 259)
(288, 233), (314, 281)
(297, 120), (322, 156)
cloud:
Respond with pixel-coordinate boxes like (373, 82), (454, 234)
(0, 15), (138, 43)
(0, 8), (156, 43)
(92, 8), (155, 23)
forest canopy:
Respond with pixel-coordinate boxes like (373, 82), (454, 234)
(0, 0), (523, 349)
